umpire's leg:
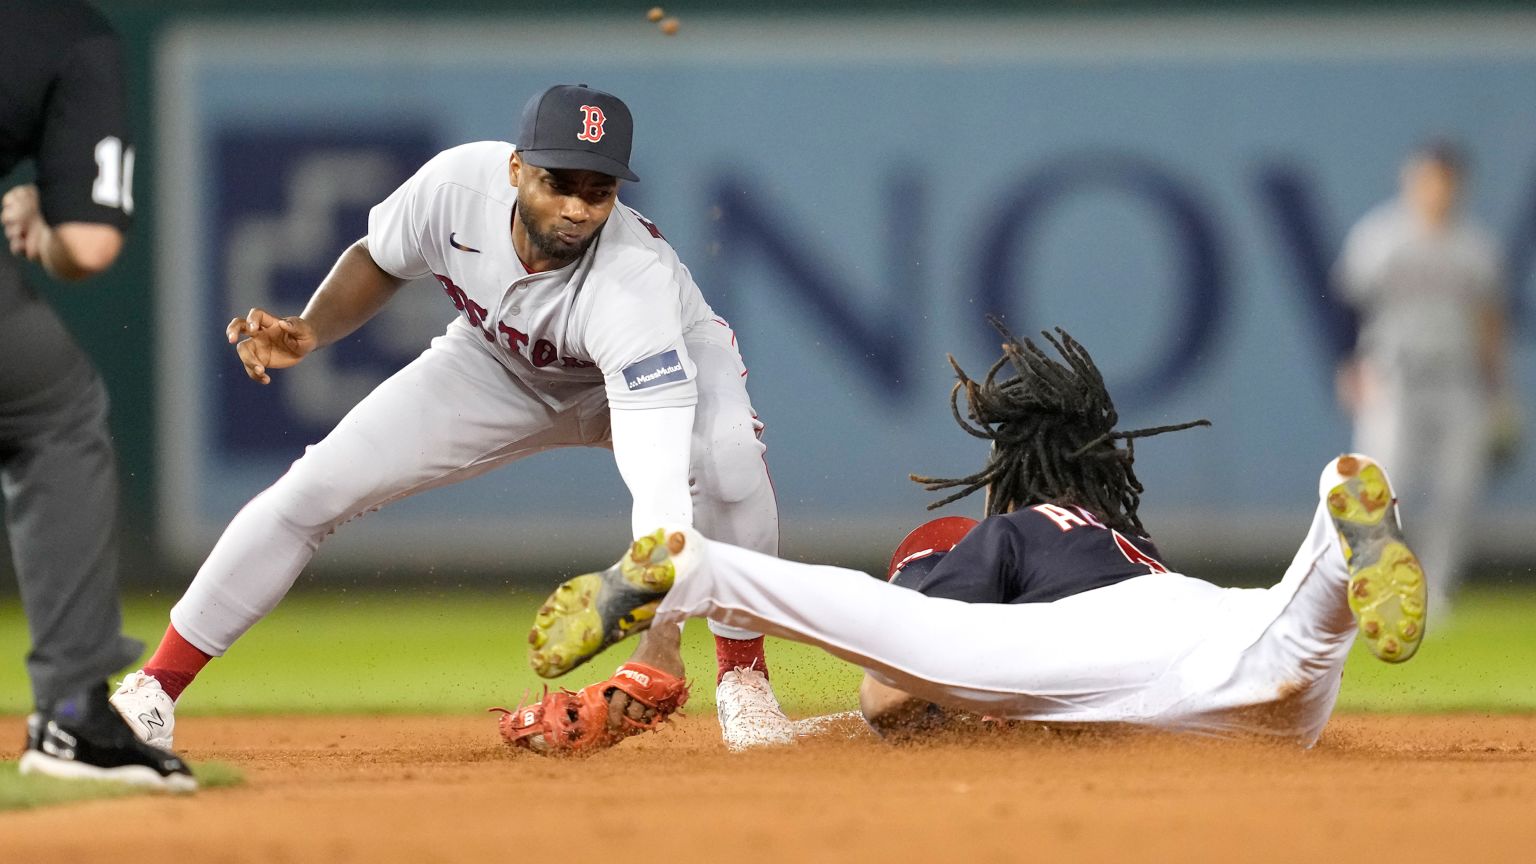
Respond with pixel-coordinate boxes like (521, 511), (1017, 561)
(1, 261), (141, 707)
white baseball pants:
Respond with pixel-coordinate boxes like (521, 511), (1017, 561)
(656, 479), (1361, 746)
(172, 321), (777, 655)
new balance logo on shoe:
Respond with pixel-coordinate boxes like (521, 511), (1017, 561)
(138, 708), (166, 730)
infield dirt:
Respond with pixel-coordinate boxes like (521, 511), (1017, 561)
(4, 713), (1534, 863)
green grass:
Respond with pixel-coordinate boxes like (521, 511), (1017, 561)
(2, 583), (1534, 718)
(1333, 585), (1536, 713)
(0, 589), (865, 717)
(0, 761), (242, 811)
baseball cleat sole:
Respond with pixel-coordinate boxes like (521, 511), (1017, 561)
(528, 528), (688, 679)
(19, 750), (198, 793)
(1325, 455), (1426, 663)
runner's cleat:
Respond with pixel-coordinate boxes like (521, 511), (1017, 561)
(1322, 454), (1427, 663)
(717, 666), (795, 751)
(528, 528), (692, 678)
(110, 671), (177, 749)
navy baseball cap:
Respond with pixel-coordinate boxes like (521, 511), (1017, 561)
(516, 84), (639, 182)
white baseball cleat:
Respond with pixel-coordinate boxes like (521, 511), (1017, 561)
(716, 666), (796, 751)
(1320, 454), (1427, 663)
(110, 670), (178, 749)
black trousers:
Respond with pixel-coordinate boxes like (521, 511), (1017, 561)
(1, 252), (141, 708)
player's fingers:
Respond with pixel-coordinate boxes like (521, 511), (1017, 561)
(235, 339), (270, 384)
(234, 338), (257, 371)
(605, 691), (630, 732)
(249, 307), (287, 331)
(226, 317), (248, 342)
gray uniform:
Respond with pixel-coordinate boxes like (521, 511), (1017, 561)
(2, 1), (141, 708)
(1334, 200), (1504, 611)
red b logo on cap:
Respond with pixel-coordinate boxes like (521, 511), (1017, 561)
(577, 105), (607, 143)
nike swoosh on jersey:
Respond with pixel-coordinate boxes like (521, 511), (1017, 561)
(449, 232), (481, 253)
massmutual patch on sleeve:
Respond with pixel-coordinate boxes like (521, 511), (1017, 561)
(622, 349), (689, 391)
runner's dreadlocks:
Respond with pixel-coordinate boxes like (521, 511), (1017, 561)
(911, 317), (1210, 535)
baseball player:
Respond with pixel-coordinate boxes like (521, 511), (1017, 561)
(3, 0), (195, 789)
(1334, 141), (1516, 622)
(502, 323), (1426, 751)
(110, 85), (794, 751)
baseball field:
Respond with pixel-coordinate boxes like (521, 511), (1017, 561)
(4, 582), (1536, 862)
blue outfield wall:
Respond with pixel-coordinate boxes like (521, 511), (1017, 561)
(153, 14), (1536, 572)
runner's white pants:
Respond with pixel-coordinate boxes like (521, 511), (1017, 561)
(172, 321), (777, 655)
(656, 477), (1360, 746)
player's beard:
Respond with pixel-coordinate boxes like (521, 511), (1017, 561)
(517, 204), (597, 266)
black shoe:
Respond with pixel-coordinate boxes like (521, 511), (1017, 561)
(18, 682), (197, 792)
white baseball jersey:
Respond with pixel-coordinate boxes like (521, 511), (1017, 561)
(1336, 201), (1504, 375)
(165, 143), (780, 665)
(367, 140), (714, 412)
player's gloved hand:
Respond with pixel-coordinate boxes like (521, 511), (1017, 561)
(492, 661), (689, 756)
(227, 307), (318, 384)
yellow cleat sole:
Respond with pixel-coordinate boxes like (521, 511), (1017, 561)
(527, 529), (682, 679)
(1327, 457), (1426, 663)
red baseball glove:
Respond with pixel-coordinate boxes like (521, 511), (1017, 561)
(492, 661), (689, 756)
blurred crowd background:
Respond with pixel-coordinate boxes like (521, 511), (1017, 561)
(4, 0), (1534, 592)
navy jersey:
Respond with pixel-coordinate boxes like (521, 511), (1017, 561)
(1, 1), (132, 404)
(0, 0), (133, 230)
(892, 504), (1172, 604)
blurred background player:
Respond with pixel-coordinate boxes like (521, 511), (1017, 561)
(1, 0), (195, 789)
(513, 322), (1427, 750)
(109, 84), (794, 752)
(1333, 141), (1521, 621)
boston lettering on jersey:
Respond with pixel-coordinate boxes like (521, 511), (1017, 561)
(893, 503), (1173, 605)
(434, 272), (595, 369)
(623, 349), (687, 391)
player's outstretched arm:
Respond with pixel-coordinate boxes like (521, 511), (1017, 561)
(610, 404), (697, 535)
(859, 675), (940, 739)
(226, 238), (406, 384)
(859, 674), (995, 742)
